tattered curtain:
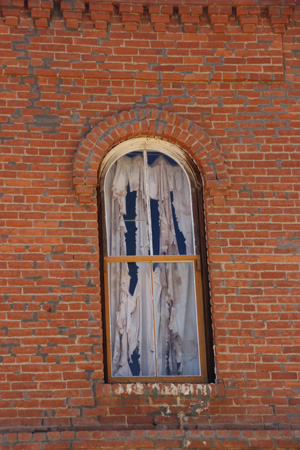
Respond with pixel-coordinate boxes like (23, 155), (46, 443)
(105, 152), (201, 377)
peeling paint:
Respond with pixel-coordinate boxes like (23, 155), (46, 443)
(114, 382), (212, 397)
(133, 382), (145, 395)
(114, 384), (124, 395)
(161, 406), (171, 416)
(114, 383), (146, 396)
(178, 411), (186, 429)
(197, 383), (208, 396)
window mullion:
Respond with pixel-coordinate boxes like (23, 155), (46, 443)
(143, 147), (153, 256)
(149, 261), (158, 377)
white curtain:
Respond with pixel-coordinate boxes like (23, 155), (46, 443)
(105, 153), (200, 377)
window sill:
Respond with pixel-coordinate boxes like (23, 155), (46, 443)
(97, 380), (225, 398)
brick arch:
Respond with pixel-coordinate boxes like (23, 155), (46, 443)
(72, 109), (230, 204)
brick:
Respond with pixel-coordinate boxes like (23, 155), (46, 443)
(240, 16), (258, 25)
(4, 16), (19, 26)
(65, 19), (79, 29)
(210, 15), (230, 25)
(150, 14), (170, 24)
(181, 14), (200, 25)
(2, 8), (21, 17)
(208, 6), (232, 16)
(90, 12), (111, 22)
(121, 14), (140, 24)
(12, 0), (24, 6)
(61, 1), (84, 11)
(31, 8), (50, 18)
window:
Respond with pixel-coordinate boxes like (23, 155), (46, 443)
(99, 138), (213, 383)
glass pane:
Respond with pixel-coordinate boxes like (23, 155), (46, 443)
(109, 262), (155, 377)
(147, 152), (195, 256)
(152, 262), (200, 376)
(105, 152), (150, 257)
(106, 220), (148, 256)
(105, 150), (195, 257)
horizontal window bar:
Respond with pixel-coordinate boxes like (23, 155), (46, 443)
(104, 255), (199, 263)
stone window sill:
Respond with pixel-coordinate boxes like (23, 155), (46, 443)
(97, 380), (225, 398)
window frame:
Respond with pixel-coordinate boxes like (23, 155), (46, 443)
(98, 138), (214, 384)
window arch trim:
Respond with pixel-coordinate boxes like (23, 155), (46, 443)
(72, 108), (230, 205)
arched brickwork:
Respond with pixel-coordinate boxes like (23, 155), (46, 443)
(72, 109), (230, 204)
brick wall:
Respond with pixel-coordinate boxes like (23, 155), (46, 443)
(0, 0), (299, 448)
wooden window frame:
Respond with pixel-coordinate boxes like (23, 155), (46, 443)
(98, 138), (215, 384)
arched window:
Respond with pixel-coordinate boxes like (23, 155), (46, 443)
(99, 138), (213, 382)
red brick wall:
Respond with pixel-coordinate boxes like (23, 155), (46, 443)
(0, 0), (299, 448)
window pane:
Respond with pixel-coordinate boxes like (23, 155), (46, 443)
(147, 152), (194, 256)
(105, 151), (195, 257)
(105, 153), (150, 257)
(109, 262), (155, 377)
(153, 262), (201, 376)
